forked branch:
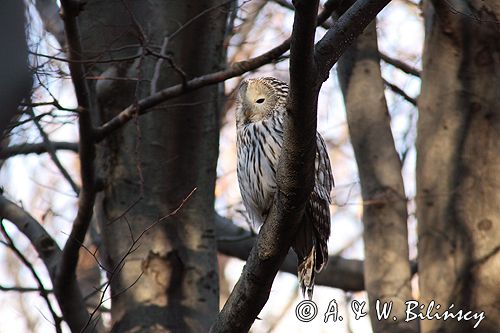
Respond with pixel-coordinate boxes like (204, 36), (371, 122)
(211, 0), (391, 331)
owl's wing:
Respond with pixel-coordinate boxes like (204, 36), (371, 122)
(314, 132), (334, 203)
(310, 132), (333, 272)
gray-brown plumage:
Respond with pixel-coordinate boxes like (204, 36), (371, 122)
(235, 77), (334, 299)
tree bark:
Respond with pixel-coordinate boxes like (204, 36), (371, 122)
(78, 1), (230, 332)
(338, 21), (416, 333)
(0, 0), (31, 135)
(417, 1), (500, 332)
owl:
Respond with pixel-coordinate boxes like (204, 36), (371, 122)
(236, 77), (334, 299)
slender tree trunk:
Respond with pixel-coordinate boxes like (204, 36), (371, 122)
(338, 21), (417, 333)
(417, 1), (500, 332)
(78, 1), (230, 332)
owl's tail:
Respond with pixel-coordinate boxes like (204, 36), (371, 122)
(297, 247), (316, 299)
(293, 216), (328, 300)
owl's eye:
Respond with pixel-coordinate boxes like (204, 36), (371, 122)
(255, 98), (265, 104)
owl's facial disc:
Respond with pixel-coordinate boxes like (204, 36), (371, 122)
(240, 80), (276, 123)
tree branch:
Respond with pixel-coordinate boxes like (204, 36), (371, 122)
(0, 195), (94, 332)
(379, 52), (421, 77)
(315, 0), (392, 83)
(383, 78), (418, 106)
(272, 0), (420, 80)
(212, 0), (392, 331)
(0, 141), (79, 159)
(0, 221), (62, 333)
(0, 195), (61, 276)
(58, 1), (96, 282)
(92, 49), (292, 141)
(0, 284), (53, 293)
(211, 1), (321, 331)
(54, 0), (97, 331)
(93, 0), (339, 142)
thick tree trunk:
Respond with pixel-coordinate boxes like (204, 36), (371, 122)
(417, 1), (500, 332)
(78, 1), (229, 332)
(338, 21), (417, 333)
(0, 0), (31, 135)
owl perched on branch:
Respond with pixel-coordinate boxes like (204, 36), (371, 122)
(236, 77), (334, 299)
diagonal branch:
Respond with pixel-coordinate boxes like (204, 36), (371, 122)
(0, 195), (93, 332)
(273, 0), (421, 81)
(0, 221), (62, 333)
(379, 52), (421, 77)
(93, 43), (289, 141)
(315, 0), (391, 83)
(0, 195), (61, 276)
(211, 1), (321, 331)
(383, 78), (418, 106)
(212, 0), (392, 331)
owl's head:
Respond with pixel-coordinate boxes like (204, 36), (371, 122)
(236, 77), (288, 126)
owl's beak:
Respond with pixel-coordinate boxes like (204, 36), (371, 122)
(243, 105), (252, 121)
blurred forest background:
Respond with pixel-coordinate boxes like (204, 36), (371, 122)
(0, 0), (498, 332)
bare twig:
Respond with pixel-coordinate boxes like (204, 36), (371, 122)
(383, 78), (418, 106)
(150, 36), (170, 94)
(168, 0), (237, 40)
(30, 51), (143, 65)
(0, 221), (62, 333)
(82, 188), (196, 331)
(0, 284), (53, 293)
(28, 108), (81, 195)
(4, 111), (52, 132)
(0, 198), (101, 332)
(20, 100), (77, 112)
(0, 197), (66, 328)
(380, 52), (421, 77)
(0, 141), (78, 159)
(147, 47), (188, 89)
